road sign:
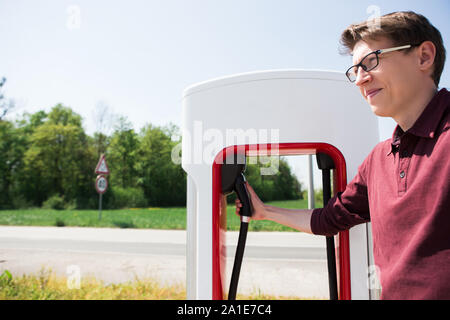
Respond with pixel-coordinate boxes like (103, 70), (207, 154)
(95, 154), (110, 175)
(95, 175), (108, 194)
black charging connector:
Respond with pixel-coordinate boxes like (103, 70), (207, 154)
(316, 152), (339, 300)
(221, 152), (253, 300)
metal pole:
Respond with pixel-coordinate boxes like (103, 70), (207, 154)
(186, 176), (197, 299)
(316, 152), (338, 300)
(322, 168), (338, 300)
(308, 155), (315, 209)
(98, 193), (102, 221)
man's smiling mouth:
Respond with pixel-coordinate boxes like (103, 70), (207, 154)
(366, 88), (382, 98)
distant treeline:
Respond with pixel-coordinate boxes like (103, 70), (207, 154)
(0, 104), (303, 210)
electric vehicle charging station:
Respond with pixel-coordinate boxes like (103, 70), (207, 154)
(182, 70), (380, 300)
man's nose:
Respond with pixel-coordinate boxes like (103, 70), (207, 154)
(355, 66), (371, 86)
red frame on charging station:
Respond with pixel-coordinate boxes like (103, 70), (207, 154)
(212, 142), (351, 300)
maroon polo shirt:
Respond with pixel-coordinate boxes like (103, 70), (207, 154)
(311, 88), (450, 300)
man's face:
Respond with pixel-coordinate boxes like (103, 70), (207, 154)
(352, 37), (419, 118)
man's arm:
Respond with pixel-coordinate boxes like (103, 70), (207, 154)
(263, 204), (314, 234)
(235, 182), (314, 234)
(236, 175), (371, 236)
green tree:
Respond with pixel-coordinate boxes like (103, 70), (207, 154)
(107, 116), (139, 188)
(273, 158), (303, 200)
(0, 77), (14, 120)
(0, 120), (28, 208)
(22, 105), (95, 206)
(91, 101), (113, 158)
(18, 111), (48, 133)
(92, 132), (110, 158)
(243, 157), (303, 202)
(139, 124), (186, 206)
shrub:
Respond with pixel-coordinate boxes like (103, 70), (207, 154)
(12, 195), (33, 209)
(54, 218), (65, 227)
(110, 187), (147, 209)
(112, 220), (136, 229)
(314, 189), (324, 205)
(42, 195), (65, 210)
(64, 199), (77, 210)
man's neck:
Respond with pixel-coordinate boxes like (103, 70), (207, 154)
(393, 83), (438, 132)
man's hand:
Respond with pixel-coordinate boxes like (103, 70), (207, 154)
(235, 181), (314, 233)
(235, 182), (267, 221)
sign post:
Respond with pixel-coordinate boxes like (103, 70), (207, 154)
(95, 154), (109, 220)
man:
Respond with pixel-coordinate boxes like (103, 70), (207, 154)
(235, 11), (449, 299)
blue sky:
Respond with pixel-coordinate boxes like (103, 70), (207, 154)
(1, 0), (448, 139)
(1, 0), (448, 190)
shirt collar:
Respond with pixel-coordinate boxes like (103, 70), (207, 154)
(387, 126), (404, 156)
(387, 88), (449, 156)
(407, 88), (449, 139)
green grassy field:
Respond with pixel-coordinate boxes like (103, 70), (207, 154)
(0, 198), (311, 232)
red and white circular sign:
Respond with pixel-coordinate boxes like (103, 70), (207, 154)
(95, 175), (108, 194)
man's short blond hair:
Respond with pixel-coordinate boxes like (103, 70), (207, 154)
(340, 11), (446, 86)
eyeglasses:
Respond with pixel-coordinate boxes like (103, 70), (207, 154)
(345, 44), (415, 82)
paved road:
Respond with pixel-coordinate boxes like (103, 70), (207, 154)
(0, 226), (329, 298)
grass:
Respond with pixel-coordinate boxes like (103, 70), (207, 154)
(0, 268), (186, 300)
(0, 207), (187, 230)
(0, 198), (311, 232)
(0, 269), (313, 300)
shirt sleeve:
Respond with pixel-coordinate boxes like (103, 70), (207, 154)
(310, 158), (371, 237)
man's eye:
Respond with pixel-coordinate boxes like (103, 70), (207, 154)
(364, 57), (375, 64)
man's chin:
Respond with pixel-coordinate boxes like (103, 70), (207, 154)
(370, 104), (391, 117)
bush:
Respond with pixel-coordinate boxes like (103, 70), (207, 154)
(300, 189), (325, 207)
(314, 189), (324, 205)
(64, 199), (77, 210)
(12, 194), (33, 209)
(110, 187), (147, 209)
(54, 218), (65, 227)
(112, 220), (136, 228)
(42, 195), (65, 210)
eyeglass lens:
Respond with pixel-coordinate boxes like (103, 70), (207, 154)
(347, 52), (379, 82)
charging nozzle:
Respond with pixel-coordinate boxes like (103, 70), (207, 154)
(221, 151), (253, 300)
(221, 152), (254, 219)
(316, 152), (339, 300)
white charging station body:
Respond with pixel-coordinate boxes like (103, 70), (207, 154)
(182, 70), (380, 300)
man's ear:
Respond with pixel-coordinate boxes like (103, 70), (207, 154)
(417, 41), (436, 74)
